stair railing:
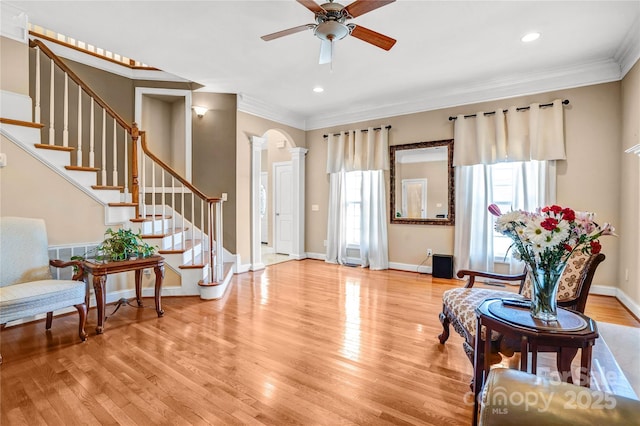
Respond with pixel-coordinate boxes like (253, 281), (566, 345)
(29, 38), (224, 283)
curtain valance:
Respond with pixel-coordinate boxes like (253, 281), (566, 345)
(326, 126), (390, 173)
(453, 99), (566, 166)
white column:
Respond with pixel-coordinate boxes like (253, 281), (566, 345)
(251, 136), (266, 271)
(289, 147), (308, 260)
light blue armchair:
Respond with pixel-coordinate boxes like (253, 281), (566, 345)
(0, 217), (87, 364)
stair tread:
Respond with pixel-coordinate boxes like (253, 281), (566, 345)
(108, 202), (137, 207)
(130, 214), (173, 223)
(92, 185), (124, 191)
(141, 227), (188, 238)
(66, 165), (100, 172)
(158, 239), (203, 253)
(35, 143), (74, 152)
(0, 117), (44, 128)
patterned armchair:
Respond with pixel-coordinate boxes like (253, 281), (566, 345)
(438, 251), (605, 370)
(0, 217), (88, 364)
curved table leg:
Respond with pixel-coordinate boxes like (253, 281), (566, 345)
(154, 264), (165, 317)
(135, 269), (144, 307)
(93, 274), (106, 334)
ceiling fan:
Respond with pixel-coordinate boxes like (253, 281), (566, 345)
(261, 0), (397, 65)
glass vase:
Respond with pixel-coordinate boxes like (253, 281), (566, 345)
(529, 262), (567, 321)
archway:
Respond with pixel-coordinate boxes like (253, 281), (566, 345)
(250, 130), (307, 270)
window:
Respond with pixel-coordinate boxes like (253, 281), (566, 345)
(491, 162), (518, 260)
(345, 171), (362, 246)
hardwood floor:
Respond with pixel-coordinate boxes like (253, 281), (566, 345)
(1, 259), (638, 425)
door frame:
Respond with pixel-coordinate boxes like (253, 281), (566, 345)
(134, 87), (193, 181)
(250, 136), (307, 271)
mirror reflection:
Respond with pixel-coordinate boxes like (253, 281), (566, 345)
(390, 139), (455, 225)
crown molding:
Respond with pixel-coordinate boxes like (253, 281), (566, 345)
(614, 13), (640, 77)
(237, 94), (307, 130)
(1, 3), (28, 43)
(304, 58), (623, 130)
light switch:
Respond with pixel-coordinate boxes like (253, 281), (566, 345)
(221, 193), (228, 201)
(0, 153), (6, 167)
(311, 204), (319, 211)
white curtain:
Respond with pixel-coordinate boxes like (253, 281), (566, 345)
(453, 100), (564, 273)
(326, 127), (389, 270)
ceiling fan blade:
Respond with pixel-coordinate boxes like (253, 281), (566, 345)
(319, 39), (332, 64)
(297, 0), (326, 14)
(350, 25), (396, 50)
(261, 24), (314, 41)
(344, 0), (395, 18)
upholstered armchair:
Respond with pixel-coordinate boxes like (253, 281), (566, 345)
(438, 251), (605, 369)
(0, 217), (88, 364)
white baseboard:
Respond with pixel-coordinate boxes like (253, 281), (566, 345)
(306, 252), (326, 261)
(389, 261), (433, 274)
(590, 285), (618, 297)
(614, 288), (640, 320)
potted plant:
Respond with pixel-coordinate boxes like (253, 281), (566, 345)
(72, 228), (156, 262)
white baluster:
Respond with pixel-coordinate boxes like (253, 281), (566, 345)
(101, 109), (106, 185)
(35, 46), (41, 123)
(171, 177), (176, 248)
(123, 128), (129, 198)
(151, 161), (156, 234)
(112, 120), (118, 187)
(89, 98), (95, 168)
(48, 59), (55, 145)
(181, 185), (185, 250)
(200, 199), (205, 268)
(191, 192), (195, 265)
(77, 86), (82, 166)
(63, 73), (69, 147)
(141, 154), (146, 218)
(161, 169), (166, 235)
(215, 201), (223, 281)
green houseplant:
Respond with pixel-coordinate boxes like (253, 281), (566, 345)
(73, 228), (156, 262)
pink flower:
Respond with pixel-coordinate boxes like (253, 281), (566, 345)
(488, 204), (502, 216)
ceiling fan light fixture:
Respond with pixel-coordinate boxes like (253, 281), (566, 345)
(314, 20), (350, 41)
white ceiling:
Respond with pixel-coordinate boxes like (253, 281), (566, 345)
(8, 1), (640, 130)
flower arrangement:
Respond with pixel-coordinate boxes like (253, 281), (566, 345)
(488, 204), (615, 320)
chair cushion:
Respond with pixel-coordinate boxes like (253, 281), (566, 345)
(443, 288), (525, 341)
(0, 280), (86, 324)
(520, 250), (589, 301)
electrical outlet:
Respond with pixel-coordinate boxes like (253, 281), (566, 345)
(427, 248), (433, 256)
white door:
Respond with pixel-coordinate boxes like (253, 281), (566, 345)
(274, 162), (293, 255)
(260, 171), (268, 244)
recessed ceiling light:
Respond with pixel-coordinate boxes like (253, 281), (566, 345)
(313, 86), (324, 93)
(521, 32), (541, 43)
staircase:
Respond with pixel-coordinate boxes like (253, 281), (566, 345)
(0, 38), (234, 300)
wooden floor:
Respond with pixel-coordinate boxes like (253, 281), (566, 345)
(1, 259), (638, 425)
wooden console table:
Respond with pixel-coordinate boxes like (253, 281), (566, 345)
(83, 255), (165, 334)
(472, 298), (598, 425)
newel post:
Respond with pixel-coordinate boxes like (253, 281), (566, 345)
(131, 123), (140, 218)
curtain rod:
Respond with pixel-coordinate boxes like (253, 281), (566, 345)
(448, 99), (569, 121)
(323, 125), (392, 138)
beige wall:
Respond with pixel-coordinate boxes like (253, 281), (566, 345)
(0, 135), (106, 244)
(235, 111), (306, 265)
(192, 92), (237, 252)
(306, 81), (624, 289)
(619, 59), (640, 307)
(1, 37), (29, 95)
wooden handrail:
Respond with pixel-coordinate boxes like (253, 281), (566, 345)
(138, 129), (221, 203)
(30, 39), (132, 132)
